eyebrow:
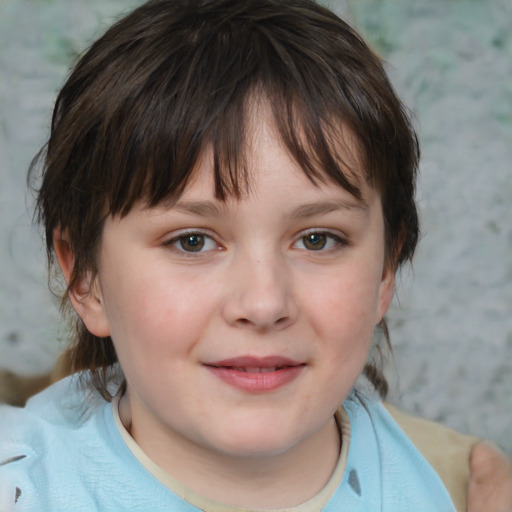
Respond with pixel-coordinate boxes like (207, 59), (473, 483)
(288, 199), (369, 220)
(171, 198), (368, 220)
(172, 201), (225, 217)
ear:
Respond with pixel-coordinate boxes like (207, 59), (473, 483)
(376, 265), (395, 324)
(53, 229), (110, 338)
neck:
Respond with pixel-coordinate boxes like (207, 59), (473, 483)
(119, 395), (341, 509)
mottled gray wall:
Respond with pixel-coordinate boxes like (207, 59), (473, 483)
(0, 0), (511, 451)
(343, 0), (512, 452)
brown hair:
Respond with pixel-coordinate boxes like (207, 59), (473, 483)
(30, 0), (420, 400)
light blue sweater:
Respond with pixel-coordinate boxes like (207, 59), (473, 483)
(0, 375), (455, 511)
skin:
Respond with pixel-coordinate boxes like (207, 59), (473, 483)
(55, 106), (512, 510)
(56, 108), (394, 508)
(468, 442), (512, 512)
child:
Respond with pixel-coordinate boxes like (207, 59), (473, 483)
(0, 0), (505, 510)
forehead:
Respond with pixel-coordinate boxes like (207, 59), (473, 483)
(154, 106), (374, 218)
(154, 101), (371, 213)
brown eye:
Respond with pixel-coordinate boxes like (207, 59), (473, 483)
(179, 234), (205, 252)
(294, 231), (345, 252)
(302, 233), (327, 250)
(165, 232), (219, 254)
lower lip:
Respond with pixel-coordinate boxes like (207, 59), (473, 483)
(206, 365), (305, 392)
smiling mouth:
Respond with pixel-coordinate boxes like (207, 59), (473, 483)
(209, 365), (299, 373)
(204, 357), (305, 391)
(205, 356), (304, 371)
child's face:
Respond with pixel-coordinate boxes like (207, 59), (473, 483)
(72, 109), (394, 464)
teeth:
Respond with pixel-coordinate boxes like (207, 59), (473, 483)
(259, 367), (278, 373)
(232, 366), (280, 373)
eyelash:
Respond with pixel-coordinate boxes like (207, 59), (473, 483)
(293, 230), (348, 252)
(163, 230), (221, 255)
(163, 229), (348, 256)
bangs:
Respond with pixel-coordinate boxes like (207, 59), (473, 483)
(112, 87), (365, 215)
(45, 0), (379, 221)
(99, 27), (367, 215)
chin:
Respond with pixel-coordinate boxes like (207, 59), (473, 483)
(206, 422), (304, 459)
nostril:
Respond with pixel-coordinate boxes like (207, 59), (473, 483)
(235, 316), (290, 328)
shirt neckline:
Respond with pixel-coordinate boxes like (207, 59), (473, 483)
(111, 395), (350, 512)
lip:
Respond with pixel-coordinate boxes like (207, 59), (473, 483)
(204, 356), (305, 392)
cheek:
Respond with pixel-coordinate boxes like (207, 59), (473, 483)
(100, 263), (216, 358)
(306, 267), (383, 336)
(301, 268), (383, 391)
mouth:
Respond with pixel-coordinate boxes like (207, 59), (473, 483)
(205, 356), (304, 371)
(204, 356), (305, 392)
(219, 366), (294, 373)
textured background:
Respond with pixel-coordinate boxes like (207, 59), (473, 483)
(0, 0), (511, 452)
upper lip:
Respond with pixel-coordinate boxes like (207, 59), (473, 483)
(204, 356), (304, 369)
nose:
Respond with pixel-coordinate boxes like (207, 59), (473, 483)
(221, 251), (298, 331)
